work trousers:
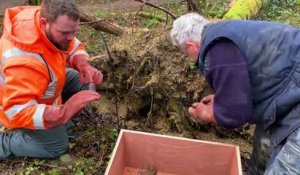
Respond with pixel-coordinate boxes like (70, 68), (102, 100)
(247, 125), (300, 175)
(0, 68), (88, 158)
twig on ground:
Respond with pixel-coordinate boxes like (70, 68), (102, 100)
(134, 0), (177, 19)
(165, 14), (169, 25)
(99, 32), (120, 130)
(131, 0), (148, 35)
(90, 55), (102, 61)
(146, 87), (154, 127)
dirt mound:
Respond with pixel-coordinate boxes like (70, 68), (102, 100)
(93, 26), (253, 140)
(93, 27), (209, 132)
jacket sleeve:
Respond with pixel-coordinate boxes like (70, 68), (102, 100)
(203, 39), (253, 128)
(67, 38), (90, 69)
(2, 56), (50, 130)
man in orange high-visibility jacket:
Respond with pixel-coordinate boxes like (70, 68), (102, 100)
(0, 0), (103, 158)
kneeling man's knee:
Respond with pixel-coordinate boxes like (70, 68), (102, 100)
(48, 138), (69, 158)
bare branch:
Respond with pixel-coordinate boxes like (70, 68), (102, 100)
(134, 0), (177, 19)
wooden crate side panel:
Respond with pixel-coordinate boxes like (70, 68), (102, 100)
(105, 131), (126, 175)
(122, 130), (240, 175)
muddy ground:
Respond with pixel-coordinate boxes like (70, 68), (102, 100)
(0, 0), (299, 174)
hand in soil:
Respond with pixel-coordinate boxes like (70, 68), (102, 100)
(188, 94), (216, 124)
(200, 94), (214, 105)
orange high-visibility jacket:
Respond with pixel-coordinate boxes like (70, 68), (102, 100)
(0, 6), (89, 130)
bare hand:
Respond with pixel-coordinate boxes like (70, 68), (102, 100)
(188, 94), (216, 124)
(200, 94), (214, 105)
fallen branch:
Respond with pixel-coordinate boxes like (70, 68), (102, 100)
(80, 19), (105, 25)
(80, 12), (124, 36)
(223, 0), (268, 20)
(134, 0), (177, 19)
(228, 0), (237, 8)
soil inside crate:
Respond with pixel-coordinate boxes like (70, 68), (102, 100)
(123, 167), (176, 175)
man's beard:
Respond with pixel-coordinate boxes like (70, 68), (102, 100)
(45, 30), (70, 51)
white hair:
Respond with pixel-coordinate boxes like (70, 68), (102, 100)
(170, 13), (210, 49)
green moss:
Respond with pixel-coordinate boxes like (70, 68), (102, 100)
(223, 0), (267, 20)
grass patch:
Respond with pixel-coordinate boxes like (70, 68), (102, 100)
(257, 0), (300, 27)
(93, 10), (111, 18)
(204, 0), (231, 19)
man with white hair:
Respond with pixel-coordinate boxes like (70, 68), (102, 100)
(171, 13), (300, 174)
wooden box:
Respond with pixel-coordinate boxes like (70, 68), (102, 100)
(105, 129), (242, 175)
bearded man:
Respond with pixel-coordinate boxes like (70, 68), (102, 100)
(0, 0), (102, 158)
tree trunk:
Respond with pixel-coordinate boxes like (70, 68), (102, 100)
(80, 12), (124, 36)
(223, 0), (269, 20)
(186, 0), (201, 12)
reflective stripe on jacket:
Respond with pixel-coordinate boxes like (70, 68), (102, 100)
(0, 6), (89, 130)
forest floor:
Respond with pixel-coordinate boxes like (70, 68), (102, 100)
(0, 0), (300, 175)
(78, 0), (171, 12)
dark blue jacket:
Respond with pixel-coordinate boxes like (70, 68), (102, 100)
(198, 20), (300, 146)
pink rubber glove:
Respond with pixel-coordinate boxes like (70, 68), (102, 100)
(74, 57), (103, 85)
(43, 90), (100, 129)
